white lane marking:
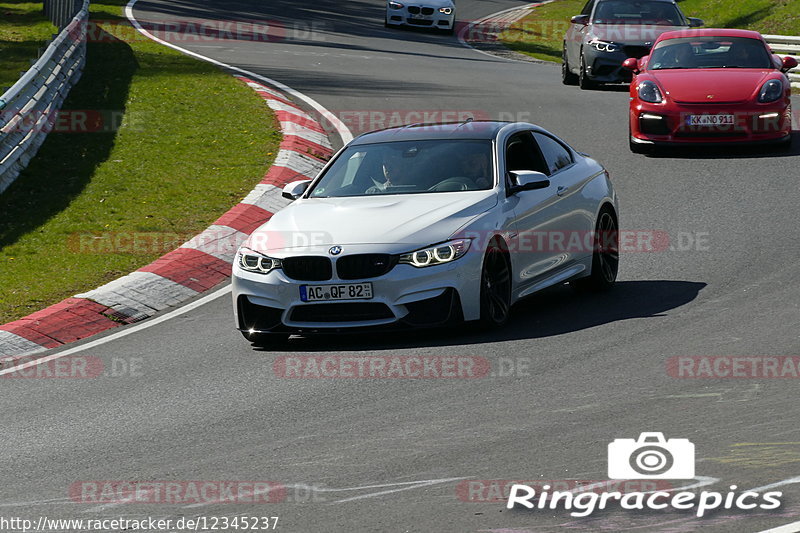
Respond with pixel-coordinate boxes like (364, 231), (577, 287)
(330, 477), (467, 504)
(181, 477), (469, 508)
(748, 476), (800, 492)
(0, 286), (232, 376)
(125, 0), (353, 145)
(457, 1), (550, 62)
(756, 521), (800, 533)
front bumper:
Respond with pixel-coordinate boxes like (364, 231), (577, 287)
(630, 101), (792, 145)
(232, 250), (482, 334)
(583, 46), (644, 83)
(386, 6), (455, 30)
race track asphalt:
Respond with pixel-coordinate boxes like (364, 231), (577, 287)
(2, 1), (799, 531)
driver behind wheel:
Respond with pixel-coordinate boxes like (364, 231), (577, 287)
(366, 150), (409, 194)
(460, 151), (491, 188)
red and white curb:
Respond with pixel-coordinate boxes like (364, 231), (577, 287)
(0, 77), (333, 360)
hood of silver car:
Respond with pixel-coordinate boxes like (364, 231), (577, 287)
(244, 191), (497, 253)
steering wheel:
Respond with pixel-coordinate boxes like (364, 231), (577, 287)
(428, 177), (476, 192)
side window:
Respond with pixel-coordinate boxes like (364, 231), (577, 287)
(533, 133), (573, 175)
(505, 132), (549, 176)
(581, 0), (594, 16)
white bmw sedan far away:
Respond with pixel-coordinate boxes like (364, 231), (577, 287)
(232, 121), (619, 345)
(385, 0), (456, 34)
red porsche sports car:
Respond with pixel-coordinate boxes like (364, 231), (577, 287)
(624, 29), (797, 152)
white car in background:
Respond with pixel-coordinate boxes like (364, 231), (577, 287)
(232, 121), (619, 346)
(385, 0), (456, 34)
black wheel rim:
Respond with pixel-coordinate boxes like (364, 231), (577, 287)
(482, 247), (511, 324)
(596, 212), (619, 283)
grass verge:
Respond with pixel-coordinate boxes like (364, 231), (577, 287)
(498, 0), (800, 63)
(0, 0), (281, 323)
(0, 2), (58, 89)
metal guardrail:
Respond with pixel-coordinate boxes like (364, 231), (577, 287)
(44, 0), (84, 30)
(0, 0), (89, 194)
(764, 34), (800, 87)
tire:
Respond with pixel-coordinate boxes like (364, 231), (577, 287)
(578, 53), (596, 90)
(242, 331), (290, 347)
(479, 240), (512, 328)
(384, 16), (390, 28)
(562, 44), (578, 85)
(571, 209), (619, 292)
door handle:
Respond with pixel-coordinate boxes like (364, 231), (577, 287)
(557, 185), (569, 197)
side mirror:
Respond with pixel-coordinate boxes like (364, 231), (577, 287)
(282, 179), (312, 200)
(570, 14), (590, 26)
(622, 57), (640, 73)
(781, 56), (798, 73)
(687, 17), (704, 27)
(508, 170), (550, 194)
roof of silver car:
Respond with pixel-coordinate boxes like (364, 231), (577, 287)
(350, 120), (509, 145)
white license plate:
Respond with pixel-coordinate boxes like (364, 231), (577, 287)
(410, 13), (430, 19)
(300, 283), (373, 302)
(687, 114), (734, 126)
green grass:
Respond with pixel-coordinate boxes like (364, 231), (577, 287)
(0, 2), (58, 89)
(499, 0), (800, 63)
(0, 1), (281, 323)
(498, 0), (580, 62)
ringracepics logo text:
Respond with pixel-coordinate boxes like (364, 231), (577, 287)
(506, 433), (783, 517)
(506, 483), (782, 517)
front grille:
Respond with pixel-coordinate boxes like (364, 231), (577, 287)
(237, 296), (283, 332)
(407, 18), (433, 25)
(674, 130), (743, 138)
(624, 45), (650, 59)
(421, 7), (434, 15)
(675, 101), (745, 106)
(639, 114), (670, 135)
(290, 303), (394, 322)
(336, 254), (397, 280)
(408, 6), (420, 13)
(281, 256), (332, 281)
(403, 288), (460, 326)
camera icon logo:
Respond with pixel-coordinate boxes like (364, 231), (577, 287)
(608, 432), (695, 479)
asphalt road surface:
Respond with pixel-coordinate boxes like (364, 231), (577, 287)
(2, 1), (800, 532)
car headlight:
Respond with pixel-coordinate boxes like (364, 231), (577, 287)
(439, 7), (453, 14)
(238, 248), (282, 274)
(399, 239), (471, 268)
(637, 80), (664, 103)
(758, 79), (783, 103)
(589, 40), (620, 53)
(388, 1), (404, 9)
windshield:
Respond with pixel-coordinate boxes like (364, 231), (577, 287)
(592, 0), (686, 25)
(307, 139), (494, 198)
(648, 36), (772, 70)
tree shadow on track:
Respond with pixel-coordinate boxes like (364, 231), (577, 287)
(251, 279), (707, 352)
